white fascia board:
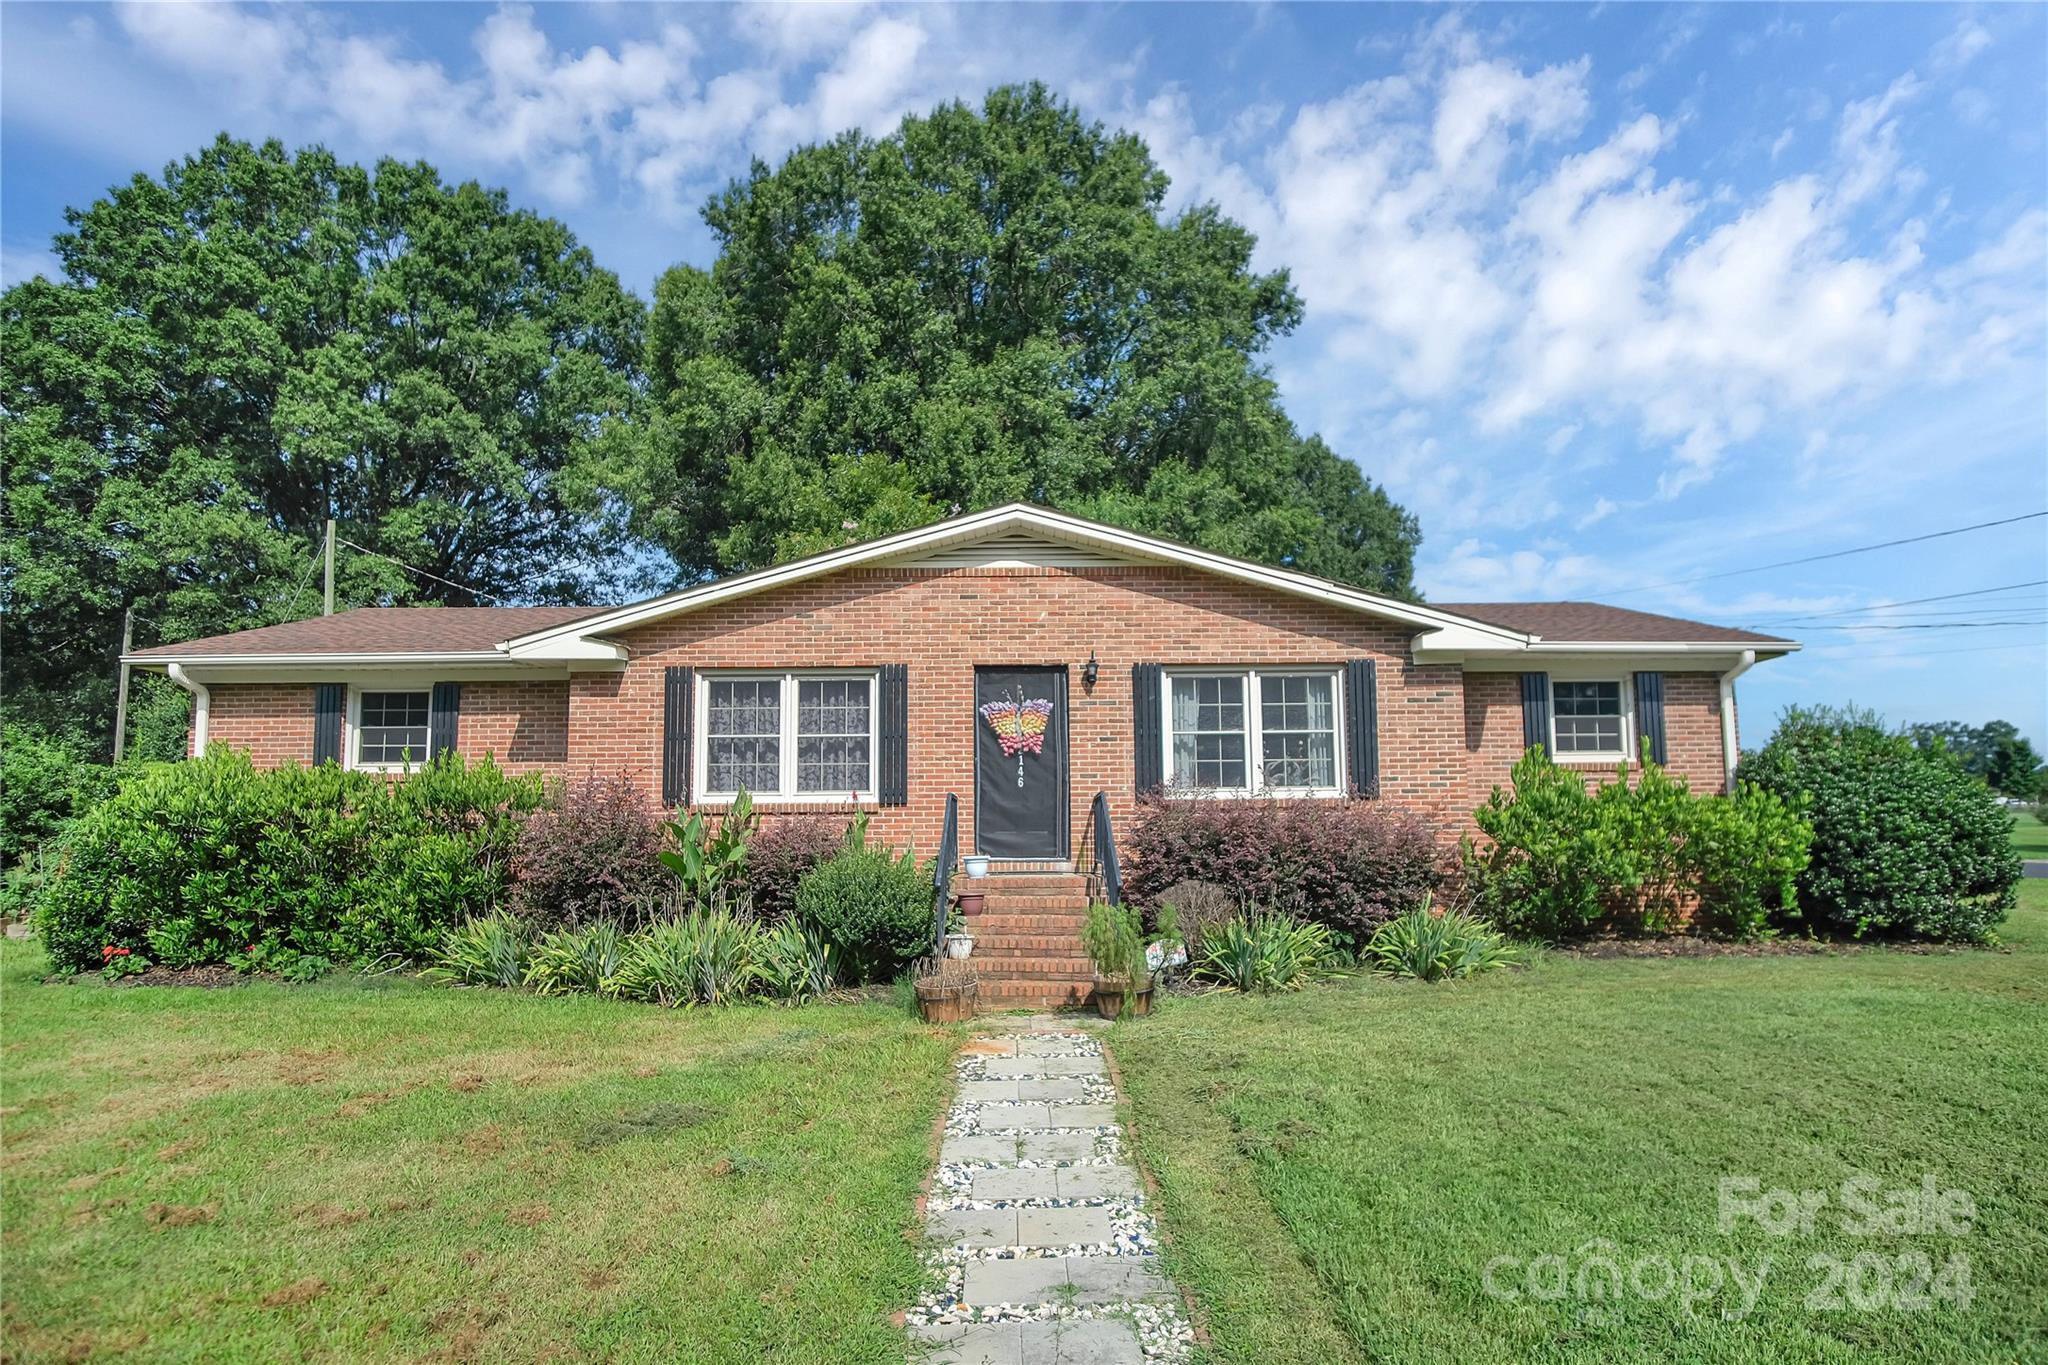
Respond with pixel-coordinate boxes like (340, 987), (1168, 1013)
(1436, 643), (1799, 670)
(128, 658), (606, 685)
(498, 503), (1537, 657)
(126, 651), (511, 668)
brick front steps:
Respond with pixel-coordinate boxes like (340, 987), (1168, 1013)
(958, 868), (1099, 1011)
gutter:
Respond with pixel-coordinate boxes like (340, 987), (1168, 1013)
(166, 663), (210, 758)
(1718, 649), (1757, 793)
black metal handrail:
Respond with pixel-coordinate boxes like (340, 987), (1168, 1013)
(1090, 791), (1122, 907)
(931, 792), (959, 955)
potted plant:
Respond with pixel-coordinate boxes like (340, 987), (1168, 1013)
(944, 906), (975, 960)
(962, 855), (991, 879)
(914, 957), (978, 1022)
(1081, 903), (1176, 1018)
(955, 887), (986, 916)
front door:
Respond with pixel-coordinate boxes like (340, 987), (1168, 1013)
(974, 666), (1069, 859)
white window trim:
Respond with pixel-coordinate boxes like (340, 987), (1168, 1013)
(345, 684), (435, 773)
(1547, 672), (1636, 767)
(1160, 666), (1347, 799)
(695, 669), (880, 804)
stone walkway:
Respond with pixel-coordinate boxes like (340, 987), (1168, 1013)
(906, 1023), (1194, 1364)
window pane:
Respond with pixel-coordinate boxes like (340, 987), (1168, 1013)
(357, 691), (429, 765)
(708, 679), (782, 792)
(1170, 676), (1248, 789)
(1551, 681), (1623, 753)
(1260, 674), (1337, 788)
(797, 678), (871, 792)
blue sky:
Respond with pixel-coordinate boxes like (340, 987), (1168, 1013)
(4, 3), (2044, 746)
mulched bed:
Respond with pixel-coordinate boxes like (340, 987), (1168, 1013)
(48, 965), (253, 989)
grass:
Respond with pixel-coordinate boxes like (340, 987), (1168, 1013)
(1111, 882), (2048, 1364)
(2011, 809), (2048, 859)
(0, 944), (960, 1363)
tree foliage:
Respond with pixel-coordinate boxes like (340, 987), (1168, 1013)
(1, 135), (645, 753)
(588, 84), (1419, 591)
(1907, 719), (2044, 799)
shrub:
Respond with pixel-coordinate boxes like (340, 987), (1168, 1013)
(1153, 879), (1234, 965)
(1125, 796), (1449, 949)
(523, 922), (629, 995)
(608, 911), (761, 1007)
(1189, 913), (1337, 992)
(1470, 747), (1811, 940)
(0, 723), (120, 869)
(422, 914), (531, 987)
(1740, 706), (2020, 941)
(756, 921), (837, 1003)
(34, 749), (546, 974)
(742, 817), (845, 923)
(793, 828), (932, 984)
(1366, 898), (1519, 981)
(511, 775), (667, 930)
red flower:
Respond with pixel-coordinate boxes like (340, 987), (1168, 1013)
(108, 947), (131, 957)
(102, 945), (116, 959)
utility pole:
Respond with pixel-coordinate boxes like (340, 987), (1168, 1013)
(112, 607), (133, 763)
(323, 519), (336, 616)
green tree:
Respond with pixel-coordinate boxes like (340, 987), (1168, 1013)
(2, 136), (646, 754)
(586, 84), (1419, 591)
(1908, 719), (2044, 798)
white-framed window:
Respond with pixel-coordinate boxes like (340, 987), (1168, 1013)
(1164, 668), (1344, 796)
(1550, 677), (1633, 762)
(350, 688), (432, 770)
(697, 671), (877, 801)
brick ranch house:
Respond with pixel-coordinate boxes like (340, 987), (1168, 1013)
(126, 504), (1795, 1005)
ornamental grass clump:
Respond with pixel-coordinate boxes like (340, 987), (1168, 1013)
(607, 910), (762, 1007)
(421, 913), (531, 988)
(1189, 913), (1337, 993)
(522, 922), (629, 995)
(1366, 897), (1519, 981)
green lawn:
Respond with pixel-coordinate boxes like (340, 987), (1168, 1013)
(1112, 882), (2048, 1365)
(2011, 809), (2048, 859)
(0, 949), (959, 1363)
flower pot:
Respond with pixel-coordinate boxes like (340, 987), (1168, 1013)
(1127, 983), (1155, 1017)
(956, 891), (985, 916)
(945, 932), (975, 961)
(917, 985), (978, 1022)
(962, 856), (991, 879)
(1092, 975), (1130, 1019)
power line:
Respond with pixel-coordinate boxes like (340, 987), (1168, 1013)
(1786, 619), (2046, 631)
(1742, 579), (2048, 623)
(336, 537), (505, 604)
(1608, 512), (2047, 598)
(1830, 639), (2046, 660)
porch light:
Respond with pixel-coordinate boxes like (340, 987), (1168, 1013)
(1083, 650), (1099, 688)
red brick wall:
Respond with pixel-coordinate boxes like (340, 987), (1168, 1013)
(1462, 668), (1731, 808)
(459, 681), (570, 775)
(574, 566), (1471, 858)
(199, 680), (569, 775)
(202, 684), (314, 765)
(195, 572), (1739, 848)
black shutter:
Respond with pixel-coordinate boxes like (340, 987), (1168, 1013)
(428, 682), (461, 761)
(1634, 671), (1667, 766)
(313, 683), (345, 766)
(1519, 672), (1552, 756)
(878, 664), (909, 806)
(662, 666), (694, 808)
(1346, 659), (1380, 798)
(1131, 663), (1163, 794)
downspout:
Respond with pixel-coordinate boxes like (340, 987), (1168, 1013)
(166, 664), (210, 758)
(1718, 650), (1756, 793)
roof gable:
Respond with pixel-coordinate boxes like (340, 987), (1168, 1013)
(498, 504), (1532, 658)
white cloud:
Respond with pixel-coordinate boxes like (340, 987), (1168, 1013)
(1421, 537), (1608, 601)
(0, 240), (62, 287)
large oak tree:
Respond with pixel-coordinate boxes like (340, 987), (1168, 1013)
(586, 84), (1420, 592)
(2, 136), (645, 752)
